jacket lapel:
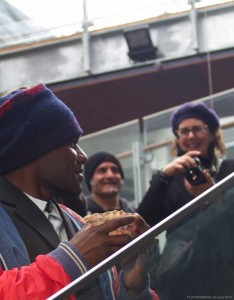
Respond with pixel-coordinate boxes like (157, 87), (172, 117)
(0, 176), (60, 248)
(16, 195), (60, 248)
(0, 176), (77, 246)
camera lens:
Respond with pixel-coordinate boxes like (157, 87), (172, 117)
(184, 157), (207, 186)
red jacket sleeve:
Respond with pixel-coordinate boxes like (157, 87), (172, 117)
(0, 255), (76, 300)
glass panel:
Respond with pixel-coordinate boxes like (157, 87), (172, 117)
(1, 0), (84, 48)
(86, 0), (191, 31)
(48, 172), (234, 300)
(155, 177), (234, 299)
(2, 0), (233, 48)
(226, 142), (234, 158)
(143, 88), (234, 190)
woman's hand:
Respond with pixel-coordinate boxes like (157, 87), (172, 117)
(162, 151), (201, 177)
(184, 170), (215, 197)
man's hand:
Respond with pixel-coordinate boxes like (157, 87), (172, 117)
(69, 215), (136, 268)
(119, 213), (157, 296)
(122, 239), (158, 296)
(130, 213), (150, 237)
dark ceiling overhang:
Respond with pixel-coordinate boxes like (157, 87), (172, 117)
(50, 48), (234, 135)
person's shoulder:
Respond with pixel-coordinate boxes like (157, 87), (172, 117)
(222, 158), (234, 163)
(119, 198), (135, 212)
(220, 158), (234, 170)
(0, 207), (14, 231)
(0, 176), (25, 202)
(216, 158), (234, 181)
(86, 197), (104, 214)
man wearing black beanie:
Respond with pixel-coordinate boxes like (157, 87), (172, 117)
(85, 151), (134, 214)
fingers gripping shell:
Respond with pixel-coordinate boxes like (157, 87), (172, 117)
(83, 210), (133, 235)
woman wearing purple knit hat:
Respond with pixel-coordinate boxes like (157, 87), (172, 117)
(137, 101), (234, 300)
(138, 101), (234, 226)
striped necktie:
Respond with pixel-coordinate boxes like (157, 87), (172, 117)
(45, 200), (67, 241)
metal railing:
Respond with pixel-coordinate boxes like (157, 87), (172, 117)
(47, 171), (234, 299)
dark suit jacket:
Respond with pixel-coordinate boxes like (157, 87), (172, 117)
(0, 176), (77, 262)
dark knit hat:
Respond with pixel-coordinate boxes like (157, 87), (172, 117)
(171, 102), (220, 135)
(0, 83), (83, 175)
(85, 151), (124, 191)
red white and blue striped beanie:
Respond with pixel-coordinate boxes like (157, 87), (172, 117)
(0, 83), (83, 175)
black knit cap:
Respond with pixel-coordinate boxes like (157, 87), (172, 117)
(171, 102), (220, 135)
(0, 83), (83, 175)
(85, 151), (124, 191)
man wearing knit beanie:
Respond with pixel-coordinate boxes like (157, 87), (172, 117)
(0, 83), (83, 175)
(0, 84), (158, 300)
(85, 151), (134, 214)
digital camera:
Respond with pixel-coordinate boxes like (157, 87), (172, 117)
(184, 157), (207, 186)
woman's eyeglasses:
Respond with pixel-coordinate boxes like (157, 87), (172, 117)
(177, 125), (209, 138)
